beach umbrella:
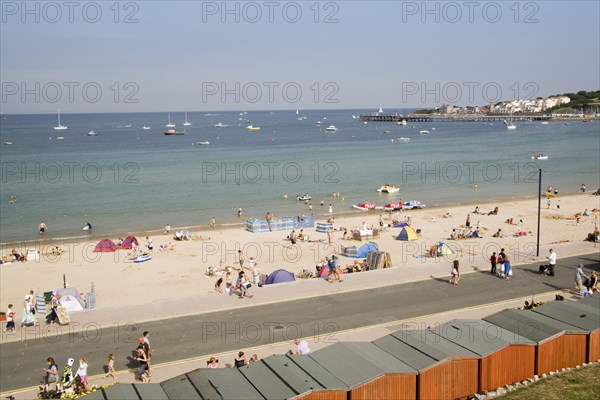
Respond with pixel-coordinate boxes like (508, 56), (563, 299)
(93, 239), (117, 252)
(396, 226), (418, 241)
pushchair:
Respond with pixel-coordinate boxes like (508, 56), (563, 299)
(539, 264), (551, 276)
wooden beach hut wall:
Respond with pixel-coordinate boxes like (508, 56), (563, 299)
(484, 309), (588, 375)
(373, 329), (479, 400)
(431, 319), (536, 392)
(308, 342), (418, 400)
(532, 300), (600, 363)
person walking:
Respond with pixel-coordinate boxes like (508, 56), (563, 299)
(490, 252), (497, 275)
(503, 256), (512, 279)
(547, 248), (557, 276)
(266, 212), (273, 231)
(450, 260), (460, 285)
(105, 354), (116, 378)
(328, 203), (333, 216)
(327, 256), (343, 283)
(238, 250), (245, 270)
(575, 264), (588, 293)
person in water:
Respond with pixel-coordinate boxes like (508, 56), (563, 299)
(84, 222), (92, 230)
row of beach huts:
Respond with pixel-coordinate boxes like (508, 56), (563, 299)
(84, 295), (599, 400)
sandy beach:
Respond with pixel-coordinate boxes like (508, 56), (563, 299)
(1, 192), (598, 318)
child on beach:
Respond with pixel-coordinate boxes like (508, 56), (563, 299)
(215, 277), (223, 293)
(3, 304), (16, 333)
(252, 264), (261, 285)
(105, 354), (116, 378)
(225, 271), (232, 293)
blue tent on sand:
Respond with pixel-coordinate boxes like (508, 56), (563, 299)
(265, 269), (296, 285)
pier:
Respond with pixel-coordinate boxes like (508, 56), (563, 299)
(360, 114), (554, 122)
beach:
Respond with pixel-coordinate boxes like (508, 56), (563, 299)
(1, 192), (598, 320)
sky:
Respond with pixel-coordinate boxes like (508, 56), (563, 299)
(1, 0), (599, 113)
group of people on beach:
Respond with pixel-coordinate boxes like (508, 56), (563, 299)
(212, 252), (261, 299)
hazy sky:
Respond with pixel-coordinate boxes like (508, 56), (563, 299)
(1, 0), (599, 113)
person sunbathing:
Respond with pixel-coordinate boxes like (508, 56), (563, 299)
(488, 207), (499, 215)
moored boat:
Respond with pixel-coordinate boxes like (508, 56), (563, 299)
(377, 184), (400, 193)
(352, 201), (377, 211)
(532, 154), (548, 160)
(164, 129), (186, 136)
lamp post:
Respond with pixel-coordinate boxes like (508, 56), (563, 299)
(536, 168), (542, 257)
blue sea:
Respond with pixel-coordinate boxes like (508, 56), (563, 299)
(1, 110), (599, 244)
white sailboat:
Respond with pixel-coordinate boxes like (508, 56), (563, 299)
(506, 114), (517, 130)
(165, 113), (176, 128)
(378, 107), (384, 113)
(183, 112), (192, 126)
(54, 110), (68, 130)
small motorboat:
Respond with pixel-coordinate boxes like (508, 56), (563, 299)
(383, 130), (391, 134)
(198, 141), (210, 145)
(164, 129), (186, 135)
(246, 125), (261, 131)
(296, 194), (311, 201)
(419, 130), (429, 135)
(213, 122), (228, 128)
(352, 201), (377, 211)
(541, 121), (549, 125)
(397, 119), (407, 126)
(134, 254), (152, 263)
(142, 126), (151, 130)
(86, 131), (97, 136)
(402, 200), (426, 210)
(57, 137), (64, 140)
(532, 154), (548, 160)
(392, 137), (410, 143)
(376, 201), (403, 211)
(4, 141), (13, 145)
(316, 121), (321, 126)
(325, 125), (338, 132)
(377, 184), (400, 194)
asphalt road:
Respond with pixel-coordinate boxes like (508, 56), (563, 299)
(1, 253), (598, 392)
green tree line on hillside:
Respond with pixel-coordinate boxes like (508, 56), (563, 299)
(545, 90), (600, 113)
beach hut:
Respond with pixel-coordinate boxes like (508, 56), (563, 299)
(261, 355), (348, 399)
(532, 300), (600, 363)
(309, 342), (418, 399)
(396, 226), (418, 241)
(93, 239), (116, 252)
(121, 235), (139, 250)
(373, 329), (479, 400)
(287, 354), (350, 399)
(484, 309), (588, 375)
(265, 269), (296, 285)
(431, 319), (536, 392)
